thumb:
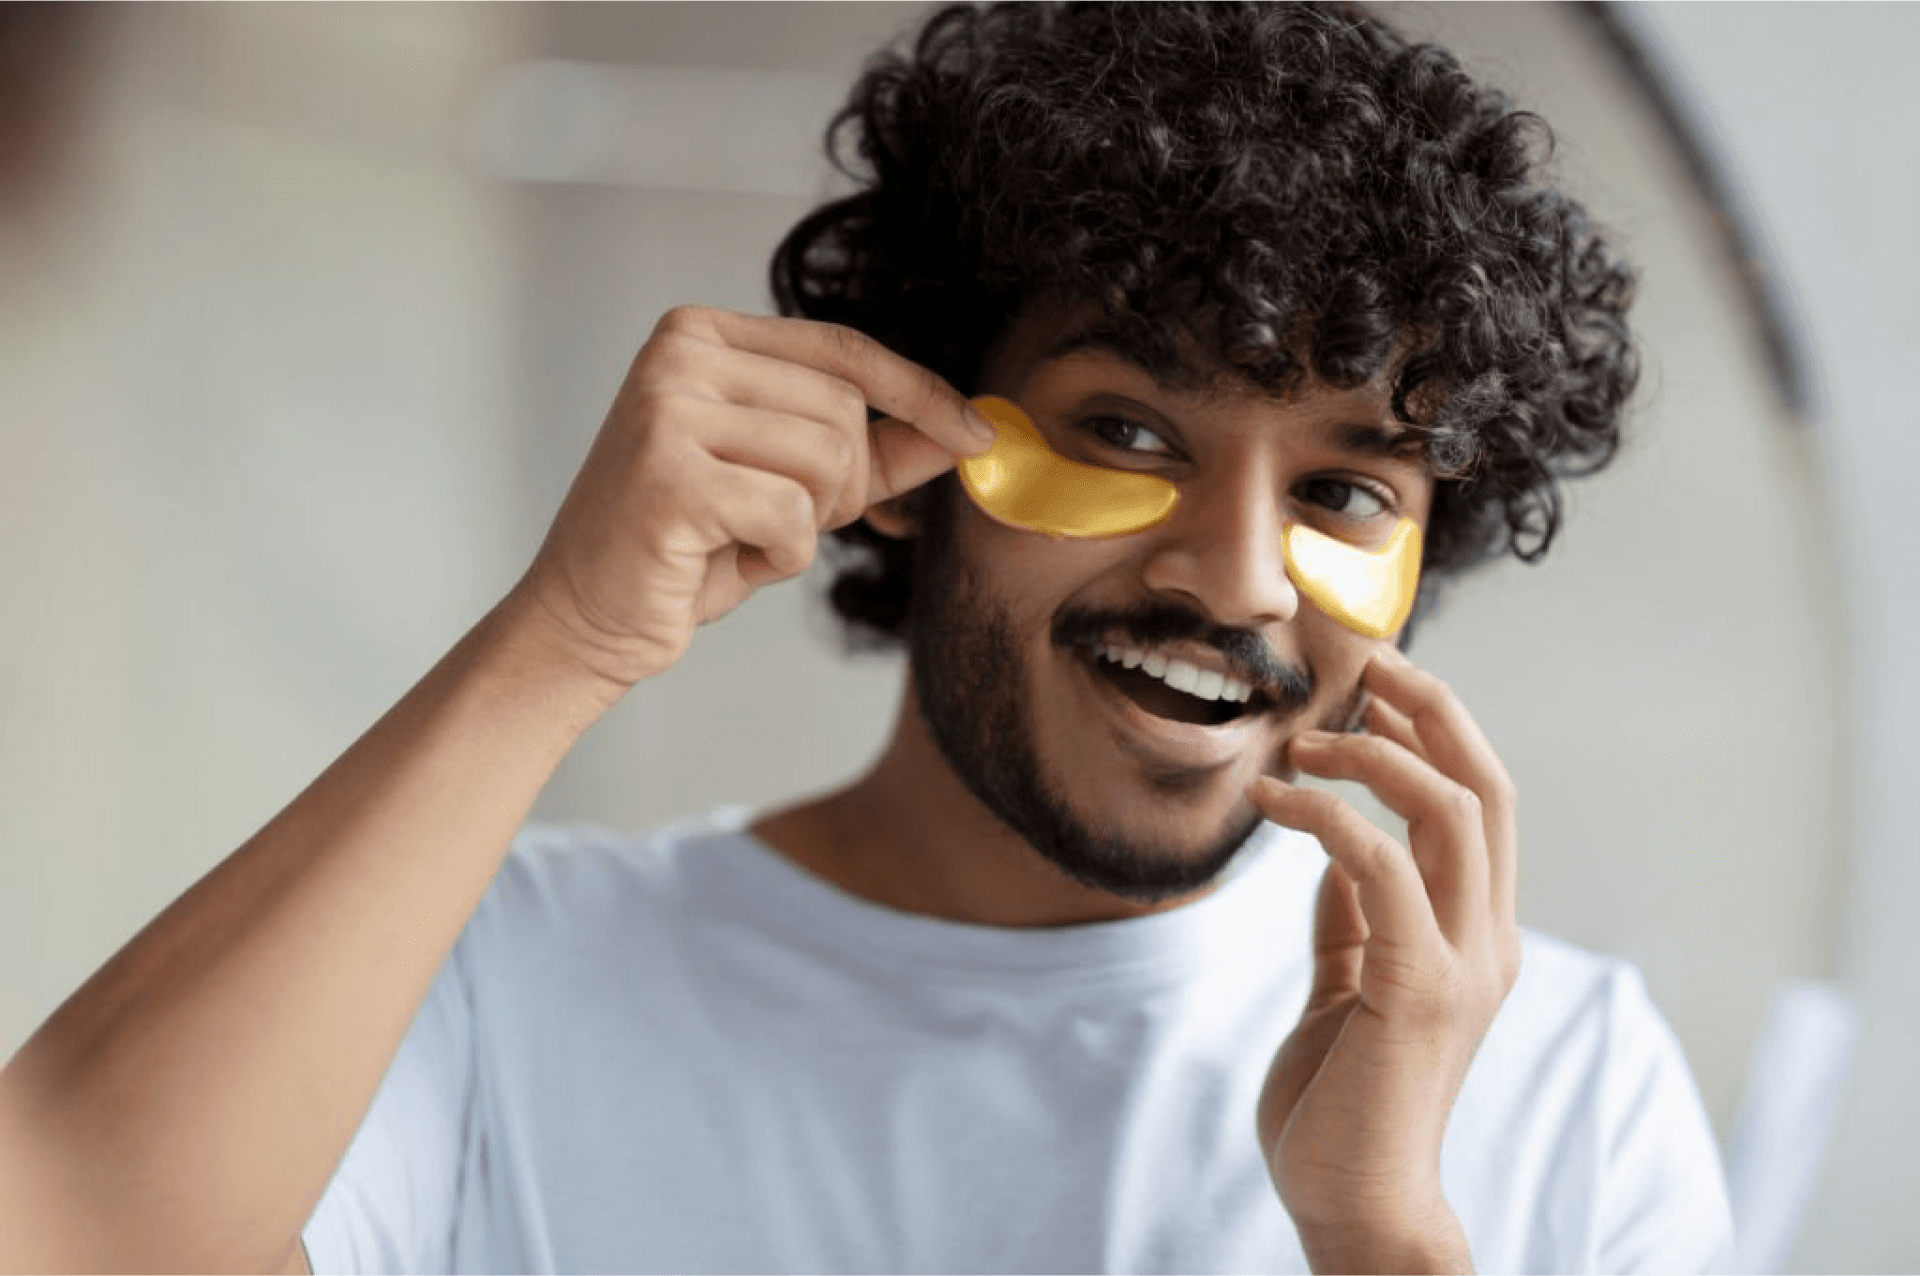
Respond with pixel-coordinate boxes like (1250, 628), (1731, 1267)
(865, 416), (964, 507)
(1257, 865), (1368, 1153)
(1306, 862), (1368, 1003)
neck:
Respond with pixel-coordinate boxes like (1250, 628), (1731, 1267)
(751, 677), (1210, 928)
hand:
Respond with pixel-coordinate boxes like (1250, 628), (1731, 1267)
(1246, 644), (1521, 1273)
(506, 306), (994, 693)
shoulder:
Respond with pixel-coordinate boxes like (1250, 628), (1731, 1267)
(456, 805), (754, 968)
(491, 805), (751, 906)
(1462, 929), (1733, 1272)
(1508, 929), (1651, 1022)
(1499, 930), (1691, 1074)
(1481, 929), (1702, 1110)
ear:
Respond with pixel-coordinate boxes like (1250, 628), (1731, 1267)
(861, 492), (920, 539)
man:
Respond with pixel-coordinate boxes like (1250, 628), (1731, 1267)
(0, 3), (1731, 1272)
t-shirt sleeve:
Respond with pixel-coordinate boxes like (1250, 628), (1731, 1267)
(1593, 964), (1735, 1275)
(300, 941), (476, 1275)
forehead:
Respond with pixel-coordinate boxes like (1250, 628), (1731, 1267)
(981, 297), (1224, 391)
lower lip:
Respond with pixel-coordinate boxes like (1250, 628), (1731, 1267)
(1071, 650), (1268, 771)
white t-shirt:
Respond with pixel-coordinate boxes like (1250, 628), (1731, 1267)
(303, 808), (1732, 1274)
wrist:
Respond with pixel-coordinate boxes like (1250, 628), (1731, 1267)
(1297, 1202), (1472, 1275)
(478, 587), (640, 724)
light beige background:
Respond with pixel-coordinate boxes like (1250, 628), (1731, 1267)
(0, 4), (1905, 1270)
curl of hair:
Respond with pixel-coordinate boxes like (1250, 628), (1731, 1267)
(771, 1), (1639, 648)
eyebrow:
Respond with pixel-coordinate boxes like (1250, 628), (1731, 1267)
(1044, 324), (1429, 464)
(1326, 420), (1428, 463)
(1043, 324), (1217, 394)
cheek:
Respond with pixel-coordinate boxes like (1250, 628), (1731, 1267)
(1298, 618), (1375, 709)
(958, 504), (1137, 626)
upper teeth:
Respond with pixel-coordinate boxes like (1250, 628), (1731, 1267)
(1095, 644), (1255, 704)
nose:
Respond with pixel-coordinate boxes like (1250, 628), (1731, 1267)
(1137, 465), (1300, 629)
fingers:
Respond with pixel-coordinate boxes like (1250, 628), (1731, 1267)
(651, 308), (992, 522)
(700, 343), (872, 429)
(695, 345), (882, 522)
(1363, 648), (1512, 809)
(517, 306), (972, 687)
(1248, 776), (1449, 970)
(676, 307), (996, 460)
(1361, 693), (1425, 762)
(1251, 647), (1519, 974)
(865, 415), (971, 506)
(696, 402), (865, 532)
(685, 401), (956, 530)
(1362, 646), (1519, 927)
(1285, 730), (1490, 941)
(695, 458), (821, 582)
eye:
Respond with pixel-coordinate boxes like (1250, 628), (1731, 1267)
(1297, 476), (1392, 521)
(1082, 414), (1178, 459)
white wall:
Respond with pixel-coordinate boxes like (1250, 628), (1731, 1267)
(1630, 6), (1920, 1270)
(0, 3), (529, 1049)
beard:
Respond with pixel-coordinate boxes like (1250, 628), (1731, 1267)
(903, 479), (1294, 904)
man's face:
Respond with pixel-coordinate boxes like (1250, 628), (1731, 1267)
(905, 306), (1435, 903)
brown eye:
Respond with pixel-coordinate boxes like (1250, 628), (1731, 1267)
(1085, 415), (1176, 457)
(1299, 477), (1390, 520)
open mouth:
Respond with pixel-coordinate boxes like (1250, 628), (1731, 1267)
(1081, 645), (1271, 727)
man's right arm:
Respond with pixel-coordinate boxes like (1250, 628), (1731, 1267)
(0, 307), (992, 1273)
(0, 591), (619, 1273)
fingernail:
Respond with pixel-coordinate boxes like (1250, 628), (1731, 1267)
(964, 405), (999, 446)
(1374, 643), (1410, 666)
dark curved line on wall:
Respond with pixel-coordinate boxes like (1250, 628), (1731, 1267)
(1575, 1), (1815, 423)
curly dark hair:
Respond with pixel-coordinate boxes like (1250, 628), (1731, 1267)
(771, 0), (1637, 649)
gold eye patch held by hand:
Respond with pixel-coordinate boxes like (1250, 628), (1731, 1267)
(957, 395), (1421, 639)
(959, 396), (1180, 539)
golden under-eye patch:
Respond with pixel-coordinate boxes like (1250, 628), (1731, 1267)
(957, 393), (1422, 639)
(1283, 518), (1422, 640)
(958, 396), (1180, 538)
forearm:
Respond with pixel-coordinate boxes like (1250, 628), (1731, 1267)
(0, 589), (620, 1272)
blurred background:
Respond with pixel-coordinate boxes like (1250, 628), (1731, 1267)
(0, 3), (1913, 1270)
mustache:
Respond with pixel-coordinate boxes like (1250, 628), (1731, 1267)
(1052, 601), (1313, 711)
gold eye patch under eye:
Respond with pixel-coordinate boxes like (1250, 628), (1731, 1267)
(1283, 518), (1422, 640)
(958, 396), (1180, 538)
(956, 394), (1421, 639)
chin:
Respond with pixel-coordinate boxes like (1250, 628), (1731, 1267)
(1021, 775), (1266, 904)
